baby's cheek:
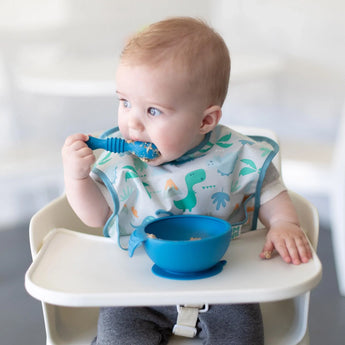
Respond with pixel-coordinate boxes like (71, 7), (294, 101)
(164, 138), (185, 154)
(117, 114), (128, 133)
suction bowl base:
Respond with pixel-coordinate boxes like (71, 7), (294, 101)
(151, 260), (227, 280)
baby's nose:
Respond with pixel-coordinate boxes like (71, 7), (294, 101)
(128, 111), (144, 131)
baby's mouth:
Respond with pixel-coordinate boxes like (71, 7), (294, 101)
(125, 139), (161, 162)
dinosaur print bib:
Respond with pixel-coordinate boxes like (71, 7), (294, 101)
(92, 125), (279, 249)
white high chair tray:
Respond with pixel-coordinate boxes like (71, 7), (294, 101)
(25, 228), (322, 307)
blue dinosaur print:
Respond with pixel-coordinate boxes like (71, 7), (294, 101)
(155, 209), (175, 217)
(239, 139), (255, 146)
(173, 169), (206, 212)
(211, 190), (230, 210)
(217, 152), (239, 176)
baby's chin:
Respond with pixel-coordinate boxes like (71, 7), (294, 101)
(145, 156), (165, 167)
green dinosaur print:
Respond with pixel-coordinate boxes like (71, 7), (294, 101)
(142, 182), (151, 199)
(231, 180), (241, 192)
(120, 186), (135, 202)
(199, 133), (233, 153)
(260, 147), (271, 157)
(239, 159), (261, 176)
(123, 165), (139, 180)
(199, 141), (214, 153)
(216, 133), (233, 148)
(97, 152), (112, 165)
(123, 165), (151, 198)
(133, 157), (148, 171)
(173, 169), (206, 212)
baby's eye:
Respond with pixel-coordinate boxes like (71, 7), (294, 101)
(148, 107), (162, 116)
(121, 99), (131, 108)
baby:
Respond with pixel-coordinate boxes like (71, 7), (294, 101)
(62, 17), (312, 345)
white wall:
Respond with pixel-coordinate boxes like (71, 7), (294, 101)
(1, 0), (344, 226)
(213, 0), (345, 136)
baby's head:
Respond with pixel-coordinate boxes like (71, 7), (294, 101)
(121, 17), (230, 107)
(116, 17), (230, 165)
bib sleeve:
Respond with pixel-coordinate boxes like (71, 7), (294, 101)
(260, 163), (287, 205)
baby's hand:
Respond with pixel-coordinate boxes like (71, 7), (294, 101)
(62, 133), (95, 180)
(260, 221), (313, 265)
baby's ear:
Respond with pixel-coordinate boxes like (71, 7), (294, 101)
(200, 105), (222, 134)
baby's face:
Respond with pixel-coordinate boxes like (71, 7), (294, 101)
(116, 61), (207, 165)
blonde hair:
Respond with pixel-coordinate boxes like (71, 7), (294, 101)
(120, 17), (230, 107)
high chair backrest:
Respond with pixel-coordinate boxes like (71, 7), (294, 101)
(27, 126), (319, 345)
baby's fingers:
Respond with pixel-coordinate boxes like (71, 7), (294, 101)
(278, 237), (312, 265)
(262, 224), (312, 265)
(62, 133), (95, 180)
(284, 239), (301, 264)
(271, 238), (294, 264)
(260, 236), (293, 263)
(64, 133), (89, 147)
(295, 235), (313, 263)
(260, 240), (274, 260)
(62, 134), (92, 157)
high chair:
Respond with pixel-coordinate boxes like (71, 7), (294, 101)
(25, 126), (322, 345)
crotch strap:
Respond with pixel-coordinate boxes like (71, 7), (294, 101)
(173, 304), (209, 338)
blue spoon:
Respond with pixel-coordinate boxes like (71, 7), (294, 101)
(86, 136), (160, 161)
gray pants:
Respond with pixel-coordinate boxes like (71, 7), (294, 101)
(91, 304), (264, 345)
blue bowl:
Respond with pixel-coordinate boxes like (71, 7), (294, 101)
(142, 215), (232, 274)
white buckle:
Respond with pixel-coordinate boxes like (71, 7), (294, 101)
(173, 304), (209, 338)
(172, 324), (197, 338)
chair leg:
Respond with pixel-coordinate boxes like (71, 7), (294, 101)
(297, 329), (309, 345)
(330, 190), (345, 296)
(330, 101), (345, 296)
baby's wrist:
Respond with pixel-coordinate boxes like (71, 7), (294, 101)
(269, 219), (301, 229)
(64, 172), (91, 183)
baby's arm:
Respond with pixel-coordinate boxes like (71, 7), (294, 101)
(62, 133), (112, 228)
(258, 191), (312, 265)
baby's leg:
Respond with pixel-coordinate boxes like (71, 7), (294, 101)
(198, 304), (264, 345)
(91, 306), (176, 345)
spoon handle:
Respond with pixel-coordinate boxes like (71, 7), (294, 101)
(86, 136), (160, 160)
(86, 136), (126, 152)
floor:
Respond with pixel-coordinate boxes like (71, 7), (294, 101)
(0, 216), (344, 345)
